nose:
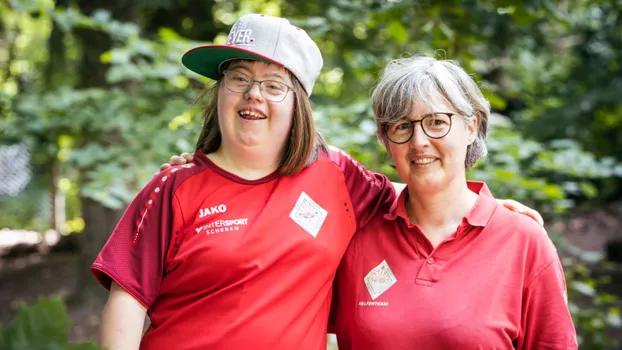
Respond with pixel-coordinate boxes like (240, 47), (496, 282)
(244, 82), (264, 102)
(409, 123), (430, 149)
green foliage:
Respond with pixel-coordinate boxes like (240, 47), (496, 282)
(2, 0), (622, 347)
(470, 115), (620, 215)
(2, 8), (202, 208)
(0, 184), (50, 231)
(0, 297), (102, 350)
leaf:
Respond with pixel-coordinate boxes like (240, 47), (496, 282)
(388, 20), (408, 44)
(481, 89), (507, 110)
(579, 182), (598, 199)
(0, 297), (101, 349)
(606, 308), (622, 327)
(571, 281), (596, 297)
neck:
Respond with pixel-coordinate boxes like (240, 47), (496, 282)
(209, 143), (281, 180)
(406, 179), (477, 245)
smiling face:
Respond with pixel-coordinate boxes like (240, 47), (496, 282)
(372, 56), (491, 193)
(387, 97), (477, 194)
(217, 60), (296, 155)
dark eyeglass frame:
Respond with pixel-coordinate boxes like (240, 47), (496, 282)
(383, 112), (455, 144)
(222, 70), (294, 103)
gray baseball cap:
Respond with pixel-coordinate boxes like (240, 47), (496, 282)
(182, 14), (323, 96)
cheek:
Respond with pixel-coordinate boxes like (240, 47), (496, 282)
(388, 145), (409, 167)
(270, 99), (295, 127)
(217, 89), (233, 116)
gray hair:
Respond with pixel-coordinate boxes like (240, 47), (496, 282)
(371, 55), (490, 170)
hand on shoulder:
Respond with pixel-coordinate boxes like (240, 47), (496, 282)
(159, 152), (194, 172)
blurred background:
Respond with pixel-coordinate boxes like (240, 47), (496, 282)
(0, 0), (621, 348)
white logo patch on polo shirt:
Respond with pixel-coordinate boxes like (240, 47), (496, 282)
(289, 192), (327, 238)
(364, 260), (397, 300)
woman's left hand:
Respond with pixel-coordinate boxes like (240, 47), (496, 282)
(497, 199), (544, 227)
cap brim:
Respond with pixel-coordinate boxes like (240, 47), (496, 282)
(181, 45), (285, 80)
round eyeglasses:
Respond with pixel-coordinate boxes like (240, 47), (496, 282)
(222, 70), (294, 103)
(384, 113), (455, 144)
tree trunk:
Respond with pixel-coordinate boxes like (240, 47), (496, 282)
(50, 159), (65, 234)
(73, 0), (139, 301)
(77, 197), (124, 299)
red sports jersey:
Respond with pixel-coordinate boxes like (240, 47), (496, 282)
(92, 147), (395, 350)
(331, 182), (577, 350)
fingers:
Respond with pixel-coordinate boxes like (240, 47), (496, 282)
(168, 155), (182, 165)
(159, 163), (171, 172)
(180, 152), (194, 162)
(167, 153), (193, 166)
(500, 199), (545, 227)
(155, 153), (193, 176)
(527, 209), (545, 227)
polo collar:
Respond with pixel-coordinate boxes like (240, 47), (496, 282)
(383, 181), (497, 228)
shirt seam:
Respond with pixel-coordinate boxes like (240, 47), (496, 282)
(322, 156), (359, 230)
(92, 263), (150, 309)
(524, 258), (557, 291)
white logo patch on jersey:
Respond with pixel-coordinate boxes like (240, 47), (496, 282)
(364, 260), (397, 300)
(289, 192), (328, 238)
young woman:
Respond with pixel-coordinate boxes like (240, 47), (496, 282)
(93, 14), (395, 350)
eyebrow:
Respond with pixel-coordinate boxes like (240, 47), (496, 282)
(228, 64), (289, 82)
(227, 63), (252, 73)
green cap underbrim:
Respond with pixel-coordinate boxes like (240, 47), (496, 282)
(181, 45), (284, 80)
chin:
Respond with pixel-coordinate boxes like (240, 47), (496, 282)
(409, 174), (444, 192)
(238, 136), (265, 148)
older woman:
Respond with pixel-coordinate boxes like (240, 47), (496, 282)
(330, 56), (577, 349)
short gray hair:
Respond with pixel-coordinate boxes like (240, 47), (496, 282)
(371, 55), (490, 170)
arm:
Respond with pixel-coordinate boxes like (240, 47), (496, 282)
(163, 154), (543, 227)
(498, 199), (544, 226)
(92, 167), (191, 348)
(518, 259), (578, 349)
(100, 282), (147, 350)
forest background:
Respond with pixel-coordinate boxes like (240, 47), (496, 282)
(1, 0), (622, 348)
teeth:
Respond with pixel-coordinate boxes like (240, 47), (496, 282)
(412, 158), (436, 165)
(239, 110), (266, 119)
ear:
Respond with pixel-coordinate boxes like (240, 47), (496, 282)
(466, 115), (478, 145)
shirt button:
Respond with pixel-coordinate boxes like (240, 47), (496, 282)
(427, 257), (434, 264)
(417, 237), (423, 242)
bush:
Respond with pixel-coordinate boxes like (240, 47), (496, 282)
(0, 297), (102, 350)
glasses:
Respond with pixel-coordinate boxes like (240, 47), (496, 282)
(222, 70), (294, 103)
(384, 113), (455, 144)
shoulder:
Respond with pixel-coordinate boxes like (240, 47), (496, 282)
(493, 206), (552, 247)
(492, 206), (559, 275)
(319, 145), (385, 185)
(319, 146), (356, 168)
(134, 161), (207, 204)
(320, 146), (358, 169)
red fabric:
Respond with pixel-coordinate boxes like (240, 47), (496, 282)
(331, 182), (577, 350)
(92, 147), (395, 350)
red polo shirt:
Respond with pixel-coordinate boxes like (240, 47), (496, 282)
(92, 147), (395, 350)
(331, 182), (577, 349)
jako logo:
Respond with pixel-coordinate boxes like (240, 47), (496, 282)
(199, 205), (227, 218)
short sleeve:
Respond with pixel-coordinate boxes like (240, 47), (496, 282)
(91, 169), (181, 309)
(327, 146), (396, 230)
(517, 220), (578, 349)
